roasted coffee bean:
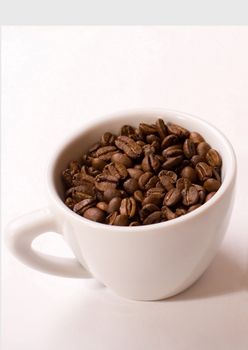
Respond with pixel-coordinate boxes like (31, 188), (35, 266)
(196, 142), (211, 157)
(107, 197), (122, 213)
(167, 123), (189, 138)
(136, 140), (146, 147)
(127, 168), (144, 179)
(65, 197), (76, 209)
(123, 178), (139, 194)
(191, 155), (205, 167)
(107, 212), (129, 226)
(144, 175), (159, 190)
(104, 162), (128, 180)
(143, 211), (161, 225)
(162, 145), (183, 158)
(86, 166), (101, 177)
(193, 184), (206, 204)
(162, 206), (176, 220)
(73, 198), (96, 214)
(88, 142), (101, 154)
(205, 192), (216, 202)
(121, 125), (135, 136)
(161, 134), (178, 149)
(142, 153), (160, 172)
(212, 167), (221, 182)
(115, 136), (142, 159)
(206, 149), (222, 167)
(111, 152), (133, 168)
(72, 173), (95, 186)
(120, 197), (136, 218)
(162, 155), (184, 170)
(138, 172), (153, 190)
(96, 201), (109, 212)
(146, 134), (160, 144)
(103, 188), (122, 202)
(180, 166), (197, 183)
(189, 132), (205, 144)
(143, 143), (156, 155)
(95, 174), (118, 191)
(139, 203), (160, 220)
(142, 193), (164, 206)
(176, 178), (191, 191)
(67, 186), (95, 202)
(188, 204), (201, 213)
(182, 186), (199, 206)
(159, 170), (177, 182)
(183, 139), (196, 158)
(139, 123), (157, 135)
(196, 162), (213, 182)
(83, 207), (105, 223)
(134, 190), (144, 202)
(134, 164), (142, 169)
(95, 146), (117, 160)
(156, 118), (168, 139)
(175, 208), (187, 216)
(163, 188), (181, 207)
(159, 175), (174, 191)
(146, 187), (165, 196)
(62, 169), (74, 187)
(101, 132), (116, 146)
(203, 178), (221, 192)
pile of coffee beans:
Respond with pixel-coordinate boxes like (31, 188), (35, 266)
(62, 118), (222, 226)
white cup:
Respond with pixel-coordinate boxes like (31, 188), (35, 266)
(6, 109), (236, 301)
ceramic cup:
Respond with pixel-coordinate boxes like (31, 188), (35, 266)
(6, 109), (236, 301)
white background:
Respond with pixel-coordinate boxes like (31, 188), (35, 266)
(2, 26), (248, 350)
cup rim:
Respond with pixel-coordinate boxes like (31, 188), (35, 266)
(47, 108), (237, 232)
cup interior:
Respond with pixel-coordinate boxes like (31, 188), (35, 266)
(48, 109), (236, 226)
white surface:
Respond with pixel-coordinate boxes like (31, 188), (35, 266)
(2, 26), (248, 349)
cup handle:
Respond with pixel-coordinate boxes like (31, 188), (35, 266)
(5, 208), (91, 278)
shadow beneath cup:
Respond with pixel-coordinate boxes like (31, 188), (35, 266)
(168, 248), (246, 301)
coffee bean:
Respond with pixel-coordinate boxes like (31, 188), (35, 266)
(115, 136), (142, 159)
(65, 197), (76, 209)
(138, 172), (153, 190)
(144, 175), (159, 190)
(205, 192), (216, 202)
(103, 188), (122, 202)
(88, 142), (101, 154)
(120, 197), (136, 217)
(206, 149), (222, 167)
(111, 152), (133, 168)
(96, 201), (109, 212)
(83, 207), (105, 223)
(193, 184), (206, 204)
(107, 212), (129, 226)
(104, 162), (128, 180)
(167, 123), (189, 138)
(123, 178), (139, 194)
(73, 198), (96, 214)
(189, 132), (205, 144)
(163, 188), (181, 207)
(139, 123), (157, 135)
(121, 125), (135, 136)
(191, 155), (204, 167)
(159, 170), (177, 182)
(127, 168), (144, 180)
(159, 175), (174, 191)
(140, 203), (160, 220)
(176, 178), (191, 191)
(180, 166), (197, 182)
(162, 155), (184, 170)
(196, 142), (211, 157)
(162, 206), (176, 220)
(101, 132), (116, 146)
(162, 145), (183, 158)
(175, 208), (187, 216)
(107, 197), (122, 213)
(143, 211), (161, 225)
(95, 146), (117, 160)
(156, 118), (168, 139)
(91, 158), (107, 171)
(188, 204), (201, 213)
(146, 187), (165, 196)
(142, 153), (160, 172)
(183, 139), (196, 158)
(95, 174), (118, 191)
(62, 169), (74, 187)
(195, 162), (213, 182)
(134, 190), (144, 202)
(212, 167), (221, 182)
(72, 173), (95, 187)
(161, 134), (178, 149)
(142, 193), (164, 206)
(182, 186), (199, 206)
(146, 134), (160, 145)
(203, 178), (221, 192)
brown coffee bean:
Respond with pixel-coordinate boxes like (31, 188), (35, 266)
(115, 136), (142, 159)
(66, 183), (95, 198)
(104, 162), (128, 180)
(138, 172), (153, 190)
(121, 125), (135, 136)
(162, 206), (176, 220)
(189, 132), (205, 144)
(95, 174), (118, 191)
(142, 153), (160, 172)
(193, 184), (206, 204)
(163, 188), (181, 207)
(162, 145), (183, 158)
(144, 175), (159, 190)
(139, 123), (157, 135)
(156, 118), (168, 139)
(65, 197), (76, 209)
(91, 158), (107, 171)
(146, 187), (165, 196)
(134, 190), (144, 202)
(107, 212), (129, 226)
(183, 139), (196, 159)
(83, 207), (105, 223)
(162, 155), (184, 170)
(107, 197), (122, 213)
(182, 186), (199, 206)
(181, 166), (197, 182)
(167, 123), (189, 138)
(88, 142), (101, 154)
(195, 162), (213, 182)
(159, 170), (177, 182)
(142, 193), (164, 206)
(95, 146), (117, 160)
(203, 178), (221, 192)
(212, 167), (221, 182)
(120, 197), (136, 218)
(161, 134), (178, 149)
(96, 201), (109, 212)
(103, 188), (121, 202)
(111, 152), (133, 168)
(159, 175), (174, 191)
(196, 142), (211, 157)
(73, 198), (96, 214)
(205, 192), (216, 202)
(176, 178), (191, 191)
(143, 211), (161, 225)
(188, 204), (201, 212)
(123, 178), (139, 194)
(139, 203), (160, 220)
(72, 173), (95, 187)
(62, 169), (74, 187)
(136, 140), (146, 147)
(175, 208), (187, 216)
(101, 132), (116, 146)
(191, 155), (205, 167)
(146, 134), (160, 144)
(127, 168), (144, 179)
(206, 149), (222, 167)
